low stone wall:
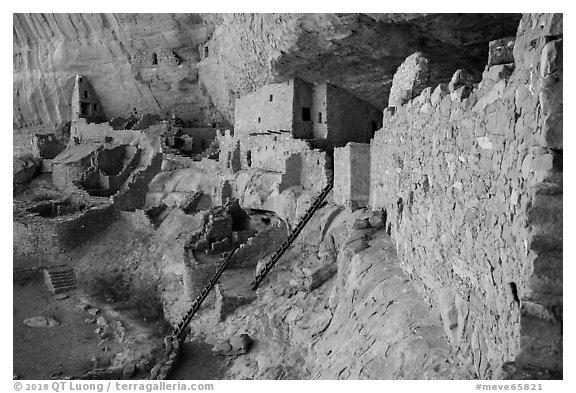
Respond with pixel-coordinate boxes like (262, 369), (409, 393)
(14, 202), (117, 266)
(369, 13), (562, 378)
(71, 118), (142, 145)
(52, 203), (117, 250)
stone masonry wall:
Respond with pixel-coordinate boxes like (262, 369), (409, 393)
(333, 142), (370, 209)
(71, 118), (143, 145)
(369, 13), (562, 378)
(14, 202), (116, 266)
(234, 81), (295, 137)
(388, 52), (430, 108)
(326, 83), (382, 147)
(51, 203), (117, 251)
(13, 218), (58, 266)
(229, 219), (288, 269)
(219, 133), (332, 194)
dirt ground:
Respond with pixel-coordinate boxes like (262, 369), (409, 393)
(13, 281), (160, 380)
(169, 341), (228, 380)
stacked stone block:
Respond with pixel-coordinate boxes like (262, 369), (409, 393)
(369, 13), (562, 378)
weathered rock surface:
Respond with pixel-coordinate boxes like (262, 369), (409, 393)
(13, 155), (41, 186)
(14, 13), (521, 146)
(212, 334), (252, 356)
(185, 206), (473, 379)
(23, 316), (60, 327)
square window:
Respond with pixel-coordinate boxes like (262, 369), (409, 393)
(80, 102), (90, 115)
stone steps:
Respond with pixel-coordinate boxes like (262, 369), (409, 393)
(43, 266), (77, 294)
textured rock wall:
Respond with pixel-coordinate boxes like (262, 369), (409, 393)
(198, 13), (521, 123)
(184, 206), (474, 379)
(13, 14), (225, 136)
(14, 13), (521, 160)
(369, 13), (562, 377)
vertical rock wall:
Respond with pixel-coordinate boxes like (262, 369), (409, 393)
(369, 13), (562, 378)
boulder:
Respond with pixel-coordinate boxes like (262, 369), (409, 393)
(23, 316), (59, 327)
(213, 333), (252, 356)
(353, 218), (369, 230)
(13, 155), (41, 185)
(368, 212), (385, 228)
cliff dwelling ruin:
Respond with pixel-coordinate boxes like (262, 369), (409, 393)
(12, 12), (563, 383)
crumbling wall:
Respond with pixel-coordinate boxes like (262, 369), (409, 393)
(14, 201), (116, 265)
(229, 218), (288, 269)
(218, 133), (331, 194)
(241, 135), (331, 191)
(32, 133), (66, 159)
(13, 217), (58, 266)
(51, 144), (100, 192)
(52, 203), (117, 250)
(70, 118), (142, 145)
(179, 128), (218, 155)
(333, 143), (370, 209)
(113, 153), (163, 211)
(388, 52), (431, 108)
(369, 13), (562, 378)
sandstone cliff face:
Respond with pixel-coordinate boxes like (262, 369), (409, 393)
(13, 13), (225, 145)
(13, 13), (521, 150)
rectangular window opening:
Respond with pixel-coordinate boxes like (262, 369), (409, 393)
(302, 107), (311, 122)
(318, 112), (323, 123)
(269, 95), (273, 102)
(80, 102), (90, 116)
(83, 91), (89, 98)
